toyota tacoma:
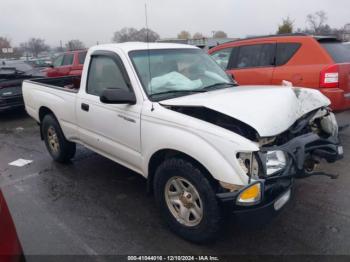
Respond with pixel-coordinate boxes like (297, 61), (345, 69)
(22, 43), (343, 242)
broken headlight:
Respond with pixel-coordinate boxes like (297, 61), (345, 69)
(320, 112), (338, 137)
(264, 150), (287, 176)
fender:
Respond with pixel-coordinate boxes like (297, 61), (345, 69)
(141, 104), (259, 186)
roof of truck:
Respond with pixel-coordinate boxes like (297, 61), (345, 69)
(90, 42), (199, 53)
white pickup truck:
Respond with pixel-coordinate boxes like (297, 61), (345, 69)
(23, 43), (343, 243)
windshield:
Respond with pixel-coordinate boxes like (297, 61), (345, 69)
(129, 49), (232, 101)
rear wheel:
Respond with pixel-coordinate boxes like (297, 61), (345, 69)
(154, 158), (223, 243)
(42, 114), (76, 163)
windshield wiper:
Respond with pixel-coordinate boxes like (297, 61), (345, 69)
(149, 89), (206, 98)
(202, 82), (237, 91)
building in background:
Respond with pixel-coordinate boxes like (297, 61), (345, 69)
(343, 23), (350, 41)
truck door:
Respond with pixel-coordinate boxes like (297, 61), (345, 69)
(76, 51), (142, 172)
(227, 42), (276, 85)
(47, 54), (63, 77)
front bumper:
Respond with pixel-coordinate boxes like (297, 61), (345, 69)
(259, 132), (343, 180)
(217, 132), (343, 222)
(0, 95), (24, 111)
(217, 178), (293, 223)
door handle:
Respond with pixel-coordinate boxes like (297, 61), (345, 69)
(81, 103), (89, 112)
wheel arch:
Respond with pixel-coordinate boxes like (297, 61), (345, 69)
(38, 106), (59, 140)
(147, 149), (220, 194)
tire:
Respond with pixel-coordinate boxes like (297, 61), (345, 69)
(153, 158), (223, 243)
(41, 114), (76, 163)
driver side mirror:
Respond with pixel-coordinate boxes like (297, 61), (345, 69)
(100, 88), (136, 105)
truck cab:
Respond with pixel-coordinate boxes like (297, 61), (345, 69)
(46, 50), (87, 77)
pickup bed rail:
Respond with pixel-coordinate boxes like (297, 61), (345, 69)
(25, 75), (81, 93)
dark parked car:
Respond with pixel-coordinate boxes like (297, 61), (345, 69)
(0, 60), (44, 112)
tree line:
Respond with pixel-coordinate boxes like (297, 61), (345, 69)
(277, 10), (346, 38)
(0, 26), (229, 58)
(0, 37), (86, 58)
(0, 10), (347, 59)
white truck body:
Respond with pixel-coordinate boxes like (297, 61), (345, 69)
(23, 43), (331, 185)
(23, 43), (342, 242)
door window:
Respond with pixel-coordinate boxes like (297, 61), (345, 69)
(233, 44), (275, 69)
(276, 43), (301, 66)
(78, 51), (87, 65)
(87, 56), (129, 96)
(62, 54), (74, 66)
(210, 48), (233, 69)
(53, 55), (64, 67)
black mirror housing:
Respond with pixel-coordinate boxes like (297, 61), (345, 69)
(100, 88), (136, 105)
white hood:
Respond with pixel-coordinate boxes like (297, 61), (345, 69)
(161, 86), (330, 137)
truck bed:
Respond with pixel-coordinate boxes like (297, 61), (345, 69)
(25, 75), (81, 93)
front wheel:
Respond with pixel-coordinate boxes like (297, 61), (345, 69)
(42, 114), (76, 163)
(153, 158), (224, 243)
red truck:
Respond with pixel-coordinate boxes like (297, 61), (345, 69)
(45, 50), (87, 77)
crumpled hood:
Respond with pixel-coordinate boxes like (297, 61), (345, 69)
(161, 86), (330, 137)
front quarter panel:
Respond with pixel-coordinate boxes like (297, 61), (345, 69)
(141, 102), (259, 186)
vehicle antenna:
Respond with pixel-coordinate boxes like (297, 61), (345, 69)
(145, 2), (154, 112)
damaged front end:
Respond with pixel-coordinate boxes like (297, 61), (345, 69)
(217, 107), (343, 222)
(238, 107), (343, 182)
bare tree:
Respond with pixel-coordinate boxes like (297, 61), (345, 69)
(193, 32), (204, 39)
(177, 31), (191, 39)
(21, 38), (49, 57)
(134, 28), (160, 42)
(0, 37), (11, 48)
(66, 40), (85, 51)
(112, 27), (138, 42)
(213, 31), (228, 38)
(112, 27), (159, 43)
(306, 11), (328, 34)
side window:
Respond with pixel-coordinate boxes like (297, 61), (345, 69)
(53, 55), (64, 67)
(78, 51), (87, 65)
(62, 54), (74, 66)
(210, 48), (233, 69)
(234, 44), (275, 69)
(87, 56), (129, 96)
(276, 43), (301, 66)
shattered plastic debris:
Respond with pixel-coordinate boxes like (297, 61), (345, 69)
(9, 159), (33, 167)
(282, 80), (293, 87)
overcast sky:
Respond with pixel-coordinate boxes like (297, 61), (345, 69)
(1, 0), (349, 47)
